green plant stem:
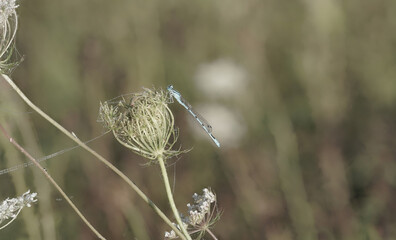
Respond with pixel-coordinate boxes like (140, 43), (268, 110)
(157, 154), (192, 240)
(0, 124), (106, 240)
(1, 74), (186, 239)
(207, 229), (218, 240)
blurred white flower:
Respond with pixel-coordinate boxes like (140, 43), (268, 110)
(195, 59), (248, 99)
(0, 190), (37, 230)
(189, 104), (246, 148)
(193, 59), (248, 147)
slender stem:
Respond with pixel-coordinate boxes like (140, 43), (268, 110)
(207, 229), (218, 240)
(1, 74), (185, 239)
(157, 154), (192, 240)
(0, 124), (106, 240)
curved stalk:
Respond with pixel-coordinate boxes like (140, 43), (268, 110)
(0, 124), (106, 239)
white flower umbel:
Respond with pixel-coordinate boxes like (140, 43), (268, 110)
(165, 188), (220, 240)
(0, 190), (37, 230)
(187, 188), (216, 225)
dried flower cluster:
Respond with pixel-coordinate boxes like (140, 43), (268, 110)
(0, 0), (19, 73)
(99, 88), (184, 163)
(0, 190), (37, 230)
(0, 0), (18, 25)
(165, 188), (220, 239)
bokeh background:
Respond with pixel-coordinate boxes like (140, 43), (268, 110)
(1, 0), (396, 239)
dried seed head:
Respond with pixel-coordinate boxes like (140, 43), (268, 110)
(0, 0), (20, 73)
(99, 88), (186, 163)
(0, 0), (18, 25)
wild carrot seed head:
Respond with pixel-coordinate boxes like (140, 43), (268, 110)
(99, 87), (186, 163)
(0, 0), (20, 73)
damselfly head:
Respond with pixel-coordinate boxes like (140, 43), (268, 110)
(167, 85), (174, 91)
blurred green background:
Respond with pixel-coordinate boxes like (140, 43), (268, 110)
(1, 0), (396, 239)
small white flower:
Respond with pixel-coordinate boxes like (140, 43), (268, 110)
(185, 188), (216, 226)
(164, 230), (177, 239)
(165, 188), (220, 238)
(0, 190), (37, 230)
(203, 188), (215, 203)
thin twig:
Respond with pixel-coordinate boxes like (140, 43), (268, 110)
(0, 124), (106, 240)
(207, 229), (218, 240)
